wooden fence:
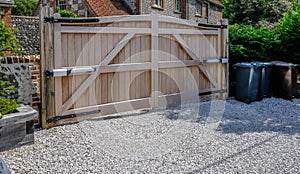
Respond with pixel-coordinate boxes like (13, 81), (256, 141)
(40, 7), (229, 128)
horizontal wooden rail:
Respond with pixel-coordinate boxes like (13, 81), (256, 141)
(61, 26), (218, 35)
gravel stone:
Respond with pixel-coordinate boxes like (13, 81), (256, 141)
(1, 98), (300, 173)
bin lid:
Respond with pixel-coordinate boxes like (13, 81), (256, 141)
(252, 61), (273, 67)
(233, 62), (262, 68)
(271, 61), (296, 67)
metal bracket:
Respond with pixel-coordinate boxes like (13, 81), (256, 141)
(44, 17), (54, 23)
(45, 70), (54, 77)
(198, 23), (227, 29)
(46, 109), (101, 123)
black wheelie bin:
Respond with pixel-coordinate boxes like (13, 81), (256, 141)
(254, 62), (273, 99)
(233, 62), (262, 104)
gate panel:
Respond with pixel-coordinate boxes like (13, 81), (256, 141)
(40, 6), (229, 128)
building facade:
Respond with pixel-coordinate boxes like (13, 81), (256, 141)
(34, 0), (223, 23)
(0, 0), (15, 27)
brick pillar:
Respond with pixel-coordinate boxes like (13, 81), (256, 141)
(1, 7), (12, 28)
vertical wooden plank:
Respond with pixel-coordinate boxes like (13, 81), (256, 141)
(101, 34), (108, 104)
(61, 34), (69, 105)
(135, 22), (141, 99)
(74, 34), (87, 108)
(182, 34), (189, 92)
(83, 33), (90, 106)
(40, 6), (55, 128)
(112, 30), (120, 102)
(54, 20), (62, 115)
(171, 35), (178, 93)
(94, 34), (102, 104)
(107, 34), (114, 103)
(67, 34), (75, 109)
(122, 21), (130, 101)
(130, 22), (137, 99)
(87, 34), (97, 106)
(151, 16), (159, 107)
(139, 32), (148, 98)
(118, 40), (126, 101)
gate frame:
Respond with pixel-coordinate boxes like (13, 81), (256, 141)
(40, 6), (229, 128)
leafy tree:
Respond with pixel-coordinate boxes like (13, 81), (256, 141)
(221, 0), (291, 26)
(0, 19), (20, 56)
(229, 24), (280, 63)
(12, 0), (38, 16)
(276, 2), (300, 63)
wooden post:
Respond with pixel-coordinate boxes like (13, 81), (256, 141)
(40, 6), (55, 128)
(220, 19), (229, 99)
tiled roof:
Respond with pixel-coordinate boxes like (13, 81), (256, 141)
(86, 0), (132, 16)
(208, 0), (224, 8)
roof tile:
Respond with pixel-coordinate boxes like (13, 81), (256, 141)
(86, 0), (131, 16)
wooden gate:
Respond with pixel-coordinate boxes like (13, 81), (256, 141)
(40, 7), (229, 128)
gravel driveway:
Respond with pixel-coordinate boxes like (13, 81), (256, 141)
(1, 98), (300, 173)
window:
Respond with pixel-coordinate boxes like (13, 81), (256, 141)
(203, 3), (209, 18)
(57, 0), (66, 10)
(175, 0), (181, 12)
(196, 2), (202, 16)
(153, 0), (163, 8)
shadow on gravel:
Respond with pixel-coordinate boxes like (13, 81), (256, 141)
(188, 133), (280, 173)
(216, 98), (300, 135)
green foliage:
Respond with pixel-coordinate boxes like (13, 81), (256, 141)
(221, 0), (291, 27)
(0, 78), (19, 115)
(229, 24), (280, 63)
(12, 0), (38, 16)
(56, 7), (78, 18)
(225, 1), (300, 64)
(0, 98), (19, 115)
(0, 20), (21, 56)
(276, 2), (300, 63)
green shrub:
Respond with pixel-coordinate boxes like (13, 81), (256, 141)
(275, 2), (300, 63)
(229, 24), (280, 63)
(0, 79), (19, 115)
(0, 19), (21, 56)
(0, 98), (19, 115)
(0, 19), (21, 115)
(56, 7), (78, 18)
(12, 0), (38, 16)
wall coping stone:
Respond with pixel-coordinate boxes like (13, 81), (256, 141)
(0, 105), (37, 127)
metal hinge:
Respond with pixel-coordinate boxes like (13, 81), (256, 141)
(44, 17), (99, 23)
(46, 109), (101, 123)
(198, 23), (227, 29)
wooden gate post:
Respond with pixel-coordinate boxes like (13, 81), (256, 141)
(221, 19), (229, 99)
(40, 6), (55, 128)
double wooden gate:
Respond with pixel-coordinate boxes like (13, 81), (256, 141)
(40, 7), (229, 128)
